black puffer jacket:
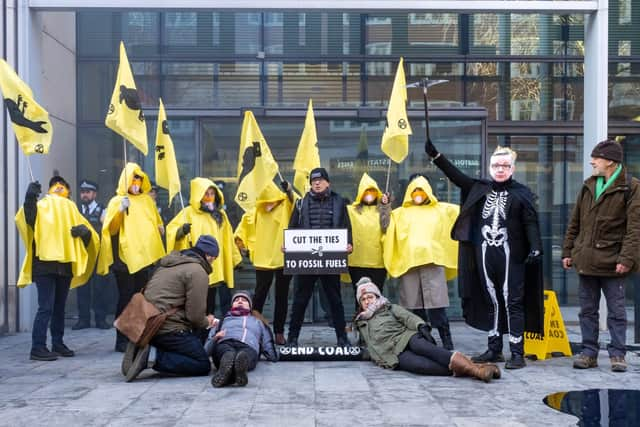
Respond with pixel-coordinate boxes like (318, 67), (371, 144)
(289, 189), (352, 244)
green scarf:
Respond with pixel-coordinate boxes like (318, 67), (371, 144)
(595, 164), (622, 201)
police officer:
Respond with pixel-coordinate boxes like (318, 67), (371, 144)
(72, 180), (111, 330)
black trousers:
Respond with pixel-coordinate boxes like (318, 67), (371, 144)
(152, 330), (211, 376)
(212, 339), (259, 371)
(349, 266), (387, 312)
(396, 334), (453, 376)
(76, 270), (111, 324)
(207, 283), (231, 318)
(254, 268), (291, 334)
(288, 274), (346, 340)
(479, 244), (525, 355)
(114, 267), (150, 347)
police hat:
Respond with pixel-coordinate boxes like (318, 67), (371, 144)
(79, 179), (98, 192)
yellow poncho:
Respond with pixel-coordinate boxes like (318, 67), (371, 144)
(234, 182), (296, 270)
(347, 173), (385, 269)
(15, 194), (100, 288)
(383, 176), (459, 279)
(166, 178), (241, 287)
(97, 163), (165, 275)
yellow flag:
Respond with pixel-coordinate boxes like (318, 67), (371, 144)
(0, 59), (52, 155)
(105, 41), (148, 155)
(154, 99), (180, 205)
(380, 57), (412, 163)
(293, 99), (320, 195)
(235, 111), (279, 212)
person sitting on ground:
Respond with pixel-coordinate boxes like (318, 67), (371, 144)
(123, 235), (220, 382)
(353, 277), (500, 382)
(206, 291), (278, 388)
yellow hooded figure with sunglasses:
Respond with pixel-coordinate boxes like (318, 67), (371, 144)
(166, 178), (241, 316)
(98, 162), (165, 352)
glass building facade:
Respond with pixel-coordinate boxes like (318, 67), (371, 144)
(74, 7), (640, 320)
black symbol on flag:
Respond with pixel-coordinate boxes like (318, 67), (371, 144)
(238, 192), (248, 201)
(238, 142), (262, 182)
(156, 145), (165, 160)
(4, 95), (47, 133)
(397, 118), (407, 129)
(162, 120), (170, 135)
(118, 85), (145, 122)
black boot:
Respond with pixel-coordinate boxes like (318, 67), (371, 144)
(505, 353), (526, 369)
(437, 325), (454, 350)
(211, 351), (236, 388)
(72, 320), (90, 330)
(234, 351), (250, 387)
(286, 333), (299, 347)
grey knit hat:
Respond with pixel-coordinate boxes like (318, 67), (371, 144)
(355, 277), (382, 302)
(231, 291), (253, 310)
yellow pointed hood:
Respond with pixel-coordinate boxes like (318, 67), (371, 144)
(256, 181), (287, 208)
(116, 162), (152, 195)
(352, 173), (383, 205)
(189, 177), (223, 209)
(402, 176), (438, 207)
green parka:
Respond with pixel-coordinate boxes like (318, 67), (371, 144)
(562, 167), (640, 276)
(354, 303), (424, 369)
(143, 250), (212, 335)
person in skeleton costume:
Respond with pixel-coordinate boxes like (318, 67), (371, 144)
(425, 140), (543, 369)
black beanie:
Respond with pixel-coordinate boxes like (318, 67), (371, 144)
(49, 175), (70, 190)
(591, 139), (623, 163)
(309, 167), (330, 183)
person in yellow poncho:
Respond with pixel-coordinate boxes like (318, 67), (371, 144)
(234, 180), (296, 345)
(98, 163), (165, 352)
(383, 175), (459, 350)
(166, 178), (242, 317)
(15, 175), (99, 361)
(346, 173), (391, 312)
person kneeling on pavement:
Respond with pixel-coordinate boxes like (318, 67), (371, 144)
(353, 277), (500, 382)
(124, 235), (220, 382)
(206, 291), (278, 387)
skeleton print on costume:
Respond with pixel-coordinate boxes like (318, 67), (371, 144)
(481, 190), (508, 247)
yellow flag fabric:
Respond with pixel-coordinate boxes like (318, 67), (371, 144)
(380, 57), (412, 163)
(382, 176), (458, 279)
(347, 173), (385, 269)
(0, 59), (52, 155)
(154, 99), (181, 205)
(97, 163), (165, 275)
(105, 42), (148, 155)
(293, 100), (320, 195)
(15, 195), (99, 288)
(166, 178), (241, 287)
(234, 182), (297, 269)
(234, 111), (279, 212)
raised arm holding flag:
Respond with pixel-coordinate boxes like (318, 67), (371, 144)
(234, 111), (280, 212)
(293, 99), (320, 196)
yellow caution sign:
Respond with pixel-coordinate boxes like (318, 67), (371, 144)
(524, 290), (572, 360)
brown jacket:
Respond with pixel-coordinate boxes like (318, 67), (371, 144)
(562, 167), (640, 276)
(143, 250), (212, 335)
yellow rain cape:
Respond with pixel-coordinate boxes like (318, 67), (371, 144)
(347, 173), (385, 269)
(234, 182), (296, 270)
(15, 195), (99, 288)
(97, 163), (165, 275)
(383, 176), (459, 279)
(166, 178), (241, 287)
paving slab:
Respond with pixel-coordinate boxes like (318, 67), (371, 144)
(0, 315), (639, 426)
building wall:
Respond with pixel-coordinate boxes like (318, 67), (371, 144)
(1, 6), (76, 333)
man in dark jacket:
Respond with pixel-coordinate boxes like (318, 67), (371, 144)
(73, 179), (111, 330)
(286, 167), (353, 347)
(425, 140), (543, 369)
(124, 235), (220, 382)
(562, 139), (640, 373)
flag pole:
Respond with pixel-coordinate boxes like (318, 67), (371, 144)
(177, 191), (192, 246)
(122, 138), (129, 214)
(422, 78), (431, 143)
(26, 155), (35, 182)
(384, 159), (392, 194)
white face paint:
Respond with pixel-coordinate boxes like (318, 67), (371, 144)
(363, 194), (375, 203)
(489, 153), (515, 182)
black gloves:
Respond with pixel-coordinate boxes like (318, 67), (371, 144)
(525, 249), (542, 265)
(176, 223), (191, 240)
(26, 181), (42, 199)
(71, 224), (91, 247)
(418, 324), (437, 345)
(424, 139), (439, 159)
(279, 180), (290, 192)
